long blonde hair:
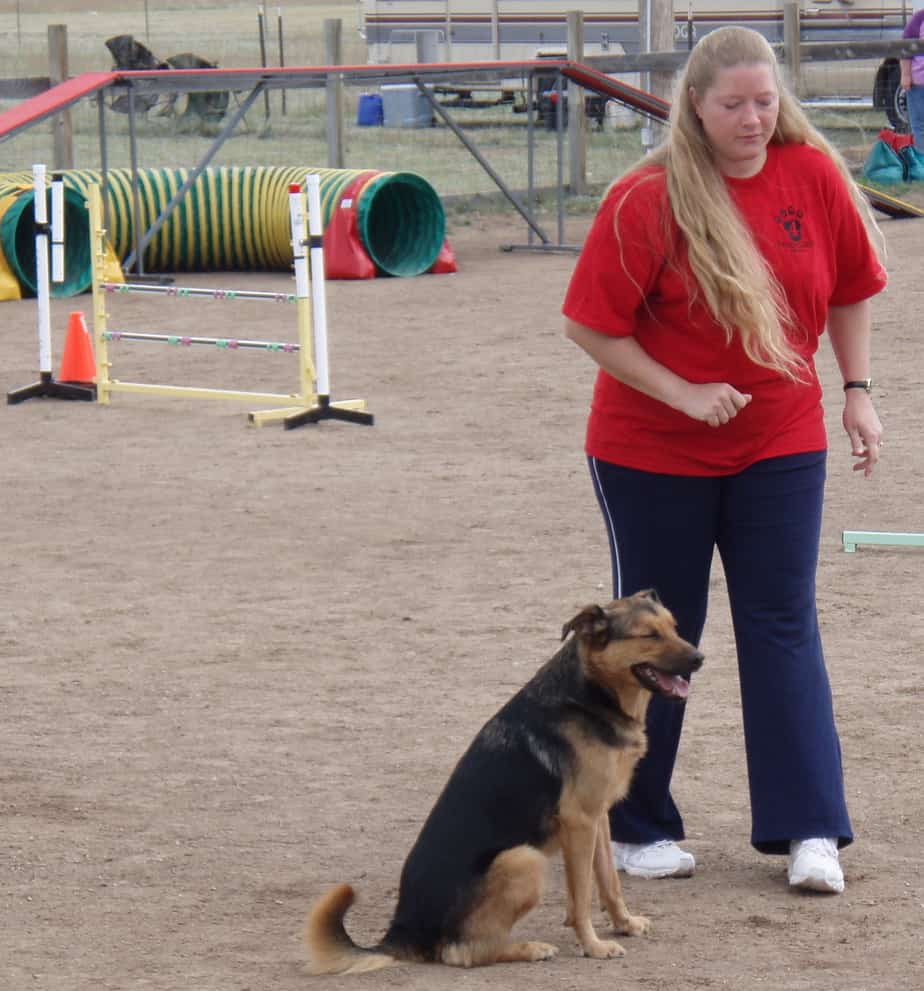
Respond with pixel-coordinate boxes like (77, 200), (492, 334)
(623, 26), (882, 379)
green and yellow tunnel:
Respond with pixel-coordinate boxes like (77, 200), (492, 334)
(0, 166), (450, 299)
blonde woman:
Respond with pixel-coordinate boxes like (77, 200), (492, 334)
(563, 26), (886, 894)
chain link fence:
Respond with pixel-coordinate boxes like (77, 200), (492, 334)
(0, 3), (910, 203)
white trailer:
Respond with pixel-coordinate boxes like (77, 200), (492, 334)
(356, 0), (913, 123)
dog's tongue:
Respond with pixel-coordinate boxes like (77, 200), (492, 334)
(654, 670), (690, 700)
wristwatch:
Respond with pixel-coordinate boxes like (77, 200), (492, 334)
(843, 379), (873, 394)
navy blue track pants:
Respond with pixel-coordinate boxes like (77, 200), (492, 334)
(589, 451), (853, 855)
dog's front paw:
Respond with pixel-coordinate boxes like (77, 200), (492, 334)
(581, 938), (626, 959)
(616, 913), (650, 937)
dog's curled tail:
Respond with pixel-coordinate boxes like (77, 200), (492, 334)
(304, 883), (396, 975)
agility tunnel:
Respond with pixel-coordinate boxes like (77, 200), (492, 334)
(0, 166), (453, 300)
(0, 177), (97, 299)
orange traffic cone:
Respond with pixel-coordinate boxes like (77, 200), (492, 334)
(59, 311), (96, 384)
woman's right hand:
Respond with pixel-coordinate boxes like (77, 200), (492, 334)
(564, 323), (754, 428)
(676, 382), (752, 428)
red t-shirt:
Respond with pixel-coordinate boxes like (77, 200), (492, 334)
(562, 142), (887, 475)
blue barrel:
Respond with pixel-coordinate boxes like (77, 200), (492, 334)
(356, 93), (384, 127)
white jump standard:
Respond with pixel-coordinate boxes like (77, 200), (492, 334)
(253, 174), (373, 429)
(8, 164), (96, 404)
(88, 179), (373, 429)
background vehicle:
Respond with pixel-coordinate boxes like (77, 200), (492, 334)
(874, 57), (909, 130)
(358, 1), (915, 127)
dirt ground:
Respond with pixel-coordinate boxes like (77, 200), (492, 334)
(2, 206), (923, 991)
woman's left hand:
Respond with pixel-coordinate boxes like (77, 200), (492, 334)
(843, 391), (882, 477)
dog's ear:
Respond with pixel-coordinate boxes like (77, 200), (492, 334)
(638, 588), (660, 604)
(561, 605), (610, 648)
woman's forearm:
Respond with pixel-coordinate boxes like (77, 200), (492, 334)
(564, 318), (752, 427)
(564, 319), (692, 411)
(826, 299), (881, 477)
(827, 300), (872, 384)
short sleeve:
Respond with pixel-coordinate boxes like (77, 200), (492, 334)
(562, 170), (669, 337)
(822, 159), (887, 306)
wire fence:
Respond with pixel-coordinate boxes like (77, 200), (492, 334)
(0, 2), (910, 204)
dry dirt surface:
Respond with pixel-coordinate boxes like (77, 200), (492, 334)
(2, 209), (923, 991)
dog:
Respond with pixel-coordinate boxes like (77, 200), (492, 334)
(305, 590), (703, 973)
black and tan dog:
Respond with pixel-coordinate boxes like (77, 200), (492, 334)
(305, 590), (702, 973)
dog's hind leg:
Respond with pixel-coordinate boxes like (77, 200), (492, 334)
(593, 815), (650, 937)
(494, 940), (559, 963)
(445, 845), (557, 967)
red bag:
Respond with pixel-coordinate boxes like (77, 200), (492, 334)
(878, 128), (914, 152)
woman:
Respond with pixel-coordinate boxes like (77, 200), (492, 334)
(900, 4), (924, 151)
(562, 26), (886, 894)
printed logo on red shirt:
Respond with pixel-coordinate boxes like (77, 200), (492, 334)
(775, 206), (813, 251)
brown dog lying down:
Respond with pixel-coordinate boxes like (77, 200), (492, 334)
(305, 590), (703, 973)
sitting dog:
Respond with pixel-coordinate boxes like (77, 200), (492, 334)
(305, 590), (703, 973)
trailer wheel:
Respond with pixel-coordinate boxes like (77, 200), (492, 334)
(876, 60), (910, 133)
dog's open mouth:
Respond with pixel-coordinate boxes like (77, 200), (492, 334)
(631, 663), (692, 700)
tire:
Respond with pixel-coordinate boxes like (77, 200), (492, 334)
(878, 61), (910, 133)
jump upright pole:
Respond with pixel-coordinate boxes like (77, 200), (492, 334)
(249, 177), (373, 429)
(7, 165), (96, 404)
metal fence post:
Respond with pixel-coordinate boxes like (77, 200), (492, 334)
(324, 19), (344, 170)
(48, 24), (73, 169)
(784, 0), (803, 97)
(567, 10), (587, 197)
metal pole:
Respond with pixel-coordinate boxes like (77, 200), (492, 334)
(783, 0), (803, 98)
(414, 79), (550, 244)
(491, 0), (500, 60)
(122, 85), (265, 272)
(97, 93), (111, 237)
(277, 7), (287, 115)
(566, 10), (586, 197)
(555, 72), (564, 245)
(324, 20), (344, 169)
(127, 86), (145, 276)
(641, 0), (654, 151)
(48, 25), (73, 170)
(527, 72), (535, 247)
(258, 4), (271, 128)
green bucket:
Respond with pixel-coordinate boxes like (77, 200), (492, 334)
(0, 185), (92, 297)
(356, 172), (445, 277)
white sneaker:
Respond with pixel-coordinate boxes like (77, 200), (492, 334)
(788, 838), (844, 894)
(612, 840), (695, 879)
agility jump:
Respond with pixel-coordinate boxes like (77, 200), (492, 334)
(88, 177), (374, 429)
(7, 165), (96, 404)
